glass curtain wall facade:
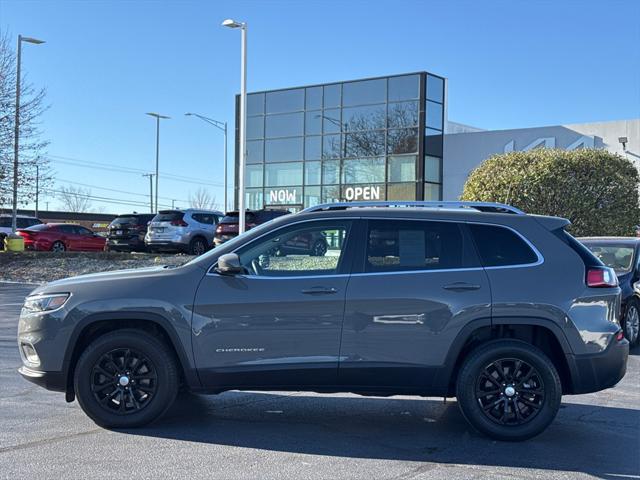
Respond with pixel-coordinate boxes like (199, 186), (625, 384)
(235, 72), (445, 211)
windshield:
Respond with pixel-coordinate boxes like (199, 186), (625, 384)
(220, 212), (256, 224)
(584, 244), (635, 273)
(25, 224), (50, 231)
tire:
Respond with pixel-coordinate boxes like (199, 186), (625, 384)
(51, 241), (66, 252)
(73, 329), (179, 428)
(456, 339), (562, 441)
(189, 237), (207, 256)
(310, 240), (327, 257)
(623, 300), (640, 347)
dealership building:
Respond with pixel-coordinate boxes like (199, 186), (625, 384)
(235, 72), (639, 210)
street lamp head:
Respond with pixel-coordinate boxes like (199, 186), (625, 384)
(221, 18), (244, 28)
(21, 36), (45, 45)
(184, 113), (193, 116)
(146, 112), (171, 120)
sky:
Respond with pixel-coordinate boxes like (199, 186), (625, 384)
(1, 0), (639, 214)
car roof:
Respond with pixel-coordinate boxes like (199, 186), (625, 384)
(159, 209), (224, 214)
(578, 237), (640, 245)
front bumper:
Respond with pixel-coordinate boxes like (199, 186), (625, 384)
(18, 366), (66, 392)
(567, 334), (629, 394)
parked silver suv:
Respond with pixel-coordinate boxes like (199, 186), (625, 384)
(145, 209), (223, 255)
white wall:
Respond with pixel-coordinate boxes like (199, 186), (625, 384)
(442, 119), (640, 200)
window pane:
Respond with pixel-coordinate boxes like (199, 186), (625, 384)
(264, 162), (303, 186)
(468, 224), (539, 267)
(305, 136), (321, 160)
(425, 128), (443, 157)
(322, 109), (341, 134)
(425, 155), (441, 183)
(247, 116), (264, 140)
(387, 182), (417, 200)
(322, 185), (340, 203)
(322, 134), (342, 159)
(387, 128), (418, 154)
(426, 101), (443, 130)
(246, 164), (263, 187)
(323, 84), (341, 108)
(343, 104), (385, 131)
(322, 160), (340, 184)
(344, 130), (385, 158)
(426, 75), (444, 103)
(305, 161), (321, 184)
(265, 186), (302, 205)
(387, 101), (419, 128)
(366, 220), (472, 272)
(304, 185), (321, 208)
(246, 140), (264, 164)
(245, 188), (264, 210)
(305, 111), (322, 135)
(342, 183), (385, 201)
(247, 93), (264, 115)
(306, 86), (322, 110)
(388, 75), (420, 102)
(342, 157), (385, 184)
(265, 112), (304, 138)
(265, 137), (303, 162)
(342, 78), (386, 106)
(266, 89), (304, 114)
(388, 155), (417, 182)
(424, 183), (441, 200)
(238, 222), (350, 277)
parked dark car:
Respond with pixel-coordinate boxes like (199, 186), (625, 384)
(214, 209), (290, 246)
(18, 201), (628, 441)
(580, 237), (640, 346)
(106, 213), (155, 252)
(17, 223), (106, 252)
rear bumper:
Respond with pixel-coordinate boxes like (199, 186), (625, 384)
(214, 234), (236, 246)
(107, 237), (146, 250)
(18, 366), (66, 392)
(567, 334), (629, 394)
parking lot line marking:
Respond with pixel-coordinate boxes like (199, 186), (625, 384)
(0, 428), (105, 454)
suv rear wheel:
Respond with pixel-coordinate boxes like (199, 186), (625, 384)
(456, 339), (562, 441)
(73, 329), (178, 428)
(189, 237), (207, 256)
(624, 299), (640, 346)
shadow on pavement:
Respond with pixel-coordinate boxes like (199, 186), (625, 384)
(123, 392), (639, 479)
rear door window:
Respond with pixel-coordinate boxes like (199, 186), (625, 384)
(364, 220), (478, 273)
(469, 224), (539, 267)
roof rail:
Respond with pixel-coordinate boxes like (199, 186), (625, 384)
(301, 201), (525, 215)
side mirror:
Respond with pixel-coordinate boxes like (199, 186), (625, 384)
(216, 253), (244, 275)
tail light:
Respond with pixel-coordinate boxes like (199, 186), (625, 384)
(586, 266), (618, 288)
(170, 219), (188, 227)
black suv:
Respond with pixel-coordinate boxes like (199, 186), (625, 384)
(106, 213), (155, 252)
(214, 209), (290, 246)
(17, 201), (628, 441)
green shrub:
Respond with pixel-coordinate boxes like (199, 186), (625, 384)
(461, 148), (640, 237)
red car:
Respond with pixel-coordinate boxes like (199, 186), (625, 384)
(17, 223), (106, 252)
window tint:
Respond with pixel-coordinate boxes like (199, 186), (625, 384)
(238, 221), (351, 277)
(469, 224), (538, 267)
(154, 211), (184, 222)
(17, 218), (31, 228)
(265, 89), (304, 114)
(77, 226), (93, 236)
(59, 225), (77, 234)
(192, 213), (216, 225)
(366, 220), (476, 272)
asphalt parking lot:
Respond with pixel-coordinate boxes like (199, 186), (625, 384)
(0, 282), (638, 480)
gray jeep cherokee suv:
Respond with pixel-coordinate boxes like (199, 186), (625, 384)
(17, 201), (628, 441)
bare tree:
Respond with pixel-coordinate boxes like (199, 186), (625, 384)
(189, 188), (217, 210)
(57, 185), (93, 212)
(0, 31), (52, 210)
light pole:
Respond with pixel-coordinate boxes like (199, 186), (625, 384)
(35, 164), (39, 218)
(12, 34), (45, 233)
(185, 112), (228, 212)
(222, 18), (247, 234)
(145, 113), (170, 213)
(142, 173), (154, 212)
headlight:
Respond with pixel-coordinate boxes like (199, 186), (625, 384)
(22, 293), (70, 314)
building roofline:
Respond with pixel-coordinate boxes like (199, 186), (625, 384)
(445, 118), (640, 136)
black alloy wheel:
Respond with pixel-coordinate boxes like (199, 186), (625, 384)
(190, 238), (207, 256)
(90, 348), (158, 415)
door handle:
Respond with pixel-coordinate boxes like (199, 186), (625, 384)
(301, 287), (338, 295)
(442, 282), (481, 291)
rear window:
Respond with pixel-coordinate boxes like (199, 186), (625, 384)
(365, 220), (479, 273)
(469, 224), (539, 267)
(111, 216), (139, 226)
(220, 212), (256, 224)
(153, 211), (184, 222)
(583, 244), (635, 273)
(0, 217), (10, 228)
(26, 223), (51, 231)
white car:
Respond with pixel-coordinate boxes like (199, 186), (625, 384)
(0, 214), (42, 248)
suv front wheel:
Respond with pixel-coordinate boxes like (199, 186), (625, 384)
(456, 339), (562, 441)
(73, 329), (179, 428)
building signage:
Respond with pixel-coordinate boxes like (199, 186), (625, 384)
(268, 188), (298, 204)
(343, 185), (381, 201)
